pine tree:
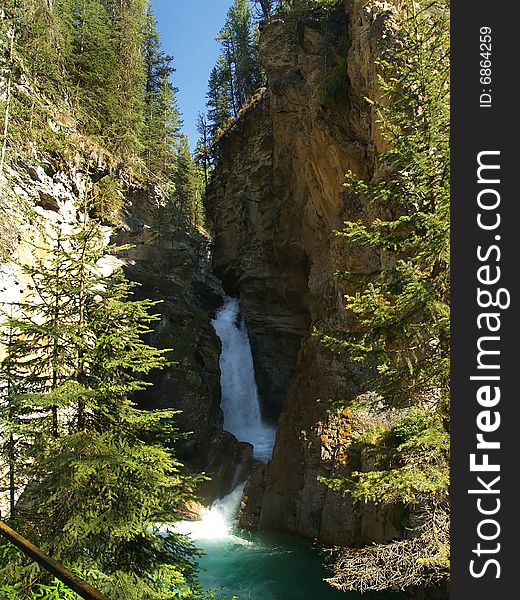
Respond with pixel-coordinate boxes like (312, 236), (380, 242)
(104, 0), (148, 158)
(324, 1), (450, 414)
(142, 4), (172, 96)
(142, 71), (181, 181)
(0, 221), (203, 598)
(207, 56), (233, 137)
(173, 134), (205, 229)
(141, 5), (182, 181)
(2, 1), (193, 171)
(0, 313), (27, 518)
(195, 112), (211, 191)
(0, 228), (82, 439)
(225, 0), (262, 106)
(0, 3), (16, 176)
(216, 33), (239, 120)
(319, 0), (450, 594)
(69, 0), (119, 139)
(207, 0), (264, 137)
(253, 0), (276, 19)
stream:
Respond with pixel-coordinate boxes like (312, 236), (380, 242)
(176, 297), (400, 599)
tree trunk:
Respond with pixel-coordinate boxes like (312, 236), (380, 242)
(0, 24), (15, 177)
(6, 320), (16, 517)
(259, 1), (271, 19)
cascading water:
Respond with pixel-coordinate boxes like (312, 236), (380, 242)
(211, 296), (276, 463)
(175, 296), (275, 542)
(173, 296), (398, 599)
(173, 483), (248, 543)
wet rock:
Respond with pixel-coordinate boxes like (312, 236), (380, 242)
(193, 428), (254, 502)
(206, 0), (397, 545)
(238, 461), (268, 529)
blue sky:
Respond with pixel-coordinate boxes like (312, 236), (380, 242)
(153, 0), (234, 149)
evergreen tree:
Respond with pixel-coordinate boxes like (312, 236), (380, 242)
(195, 112), (211, 191)
(2, 0), (193, 180)
(319, 0), (450, 594)
(207, 55), (233, 136)
(0, 228), (81, 441)
(2, 1), (158, 161)
(323, 1), (450, 414)
(253, 0), (276, 19)
(216, 34), (239, 120)
(173, 134), (205, 229)
(142, 4), (173, 96)
(207, 0), (264, 137)
(191, 165), (206, 231)
(224, 0), (262, 106)
(104, 0), (148, 157)
(141, 5), (181, 181)
(0, 313), (27, 518)
(1, 1), (75, 165)
(15, 0), (74, 95)
(0, 221), (203, 598)
(0, 2), (16, 176)
(69, 0), (119, 139)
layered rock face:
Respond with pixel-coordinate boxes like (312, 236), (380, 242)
(0, 152), (250, 508)
(206, 0), (400, 545)
(113, 187), (254, 501)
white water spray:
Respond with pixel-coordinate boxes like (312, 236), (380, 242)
(211, 296), (276, 463)
(173, 484), (249, 543)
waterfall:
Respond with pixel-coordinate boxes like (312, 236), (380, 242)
(173, 484), (249, 543)
(173, 296), (276, 542)
(211, 296), (276, 463)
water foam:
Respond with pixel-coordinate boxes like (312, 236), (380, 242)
(173, 484), (250, 544)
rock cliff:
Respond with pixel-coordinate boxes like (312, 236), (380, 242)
(206, 0), (401, 545)
(0, 148), (249, 510)
(112, 184), (254, 501)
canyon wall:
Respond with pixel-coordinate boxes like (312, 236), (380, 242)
(0, 146), (249, 511)
(113, 184), (254, 501)
(206, 0), (401, 546)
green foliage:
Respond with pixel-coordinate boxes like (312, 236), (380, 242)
(141, 5), (182, 181)
(1, 3), (211, 595)
(106, 0), (148, 157)
(69, 0), (119, 138)
(207, 55), (233, 137)
(324, 409), (449, 505)
(173, 135), (206, 230)
(318, 0), (450, 592)
(3, 2), (180, 171)
(195, 113), (211, 191)
(0, 220), (204, 597)
(14, 0), (74, 98)
(322, 409), (450, 592)
(253, 0), (276, 19)
(254, 0), (340, 21)
(2, 1), (204, 230)
(279, 0), (340, 25)
(222, 0), (263, 107)
(91, 174), (125, 224)
(207, 0), (264, 137)
(321, 0), (450, 412)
